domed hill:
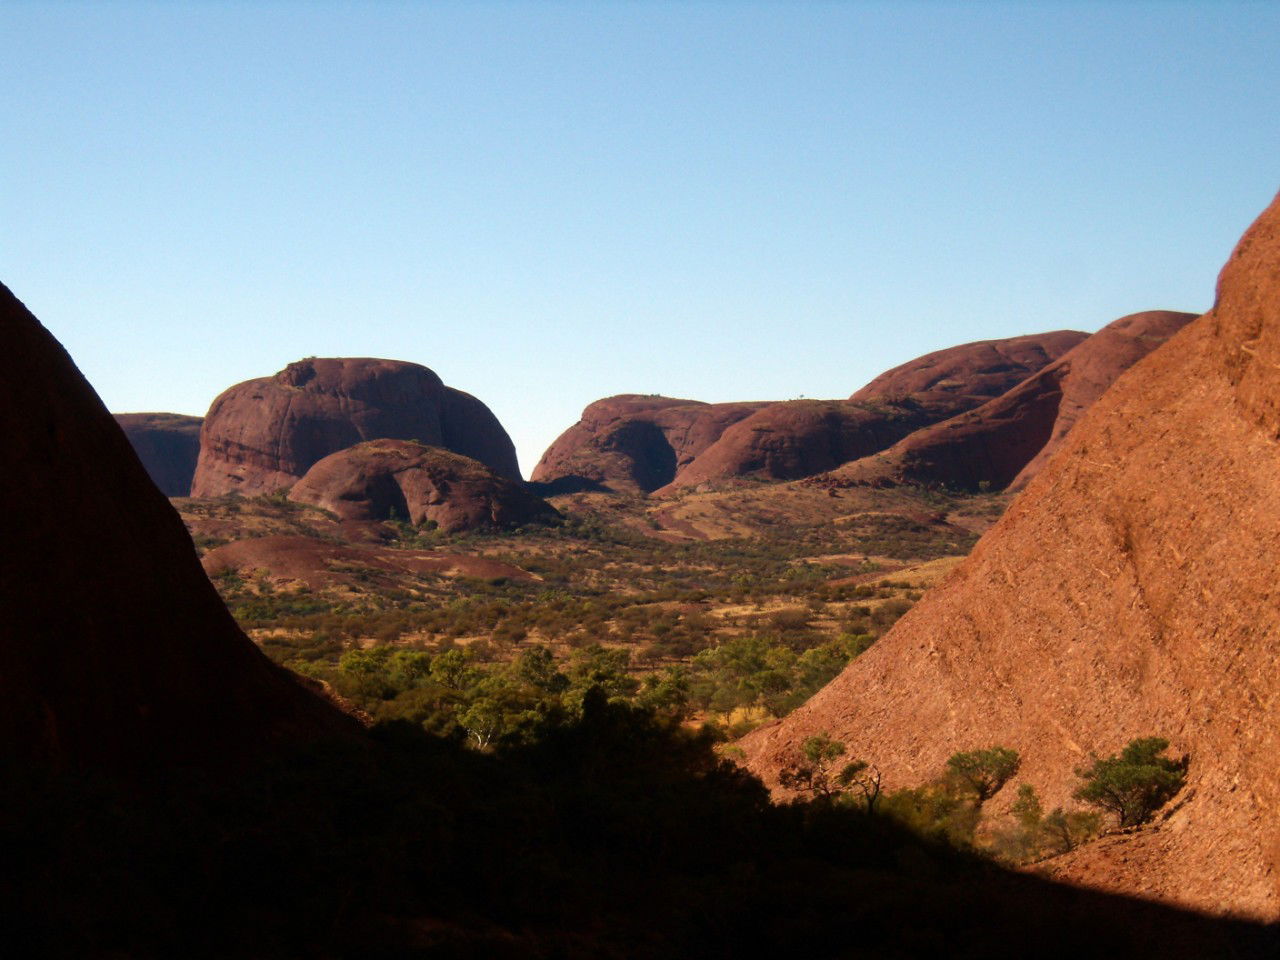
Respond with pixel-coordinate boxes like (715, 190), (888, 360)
(654, 330), (1090, 495)
(530, 394), (770, 494)
(849, 329), (1088, 401)
(740, 191), (1280, 920)
(0, 282), (356, 769)
(191, 357), (519, 498)
(654, 397), (952, 493)
(288, 439), (559, 533)
(822, 310), (1198, 492)
(114, 412), (203, 496)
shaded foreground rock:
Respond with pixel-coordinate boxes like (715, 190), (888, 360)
(741, 193), (1280, 919)
(824, 310), (1197, 491)
(289, 439), (558, 533)
(192, 357), (520, 497)
(114, 412), (203, 496)
(0, 283), (356, 768)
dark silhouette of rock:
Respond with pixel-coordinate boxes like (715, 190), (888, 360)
(0, 282), (356, 769)
(289, 439), (558, 533)
(192, 357), (519, 497)
(742, 192), (1280, 919)
(823, 311), (1197, 491)
(530, 395), (769, 494)
(850, 330), (1088, 401)
(114, 412), (203, 496)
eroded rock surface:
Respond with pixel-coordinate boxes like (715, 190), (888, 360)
(289, 439), (558, 533)
(741, 193), (1280, 919)
(192, 357), (519, 497)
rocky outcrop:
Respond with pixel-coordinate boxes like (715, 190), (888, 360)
(656, 397), (958, 493)
(660, 331), (1089, 493)
(826, 311), (1197, 492)
(530, 395), (769, 494)
(850, 330), (1088, 401)
(289, 439), (558, 533)
(114, 412), (203, 496)
(0, 283), (355, 768)
(741, 193), (1280, 919)
(192, 357), (519, 498)
(536, 335), (1082, 497)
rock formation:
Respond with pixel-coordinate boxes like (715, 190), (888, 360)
(0, 282), (355, 768)
(825, 311), (1197, 491)
(192, 357), (519, 498)
(659, 331), (1088, 493)
(530, 395), (769, 494)
(741, 192), (1280, 919)
(535, 333), (1083, 496)
(289, 439), (558, 533)
(849, 330), (1088, 401)
(656, 397), (952, 493)
(114, 412), (203, 496)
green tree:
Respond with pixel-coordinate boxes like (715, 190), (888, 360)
(836, 759), (884, 813)
(1073, 737), (1187, 828)
(778, 733), (848, 800)
(945, 746), (1020, 803)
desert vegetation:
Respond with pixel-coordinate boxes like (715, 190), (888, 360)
(776, 734), (1186, 866)
(182, 490), (975, 742)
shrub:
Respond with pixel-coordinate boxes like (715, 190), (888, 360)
(945, 746), (1020, 803)
(1073, 737), (1187, 828)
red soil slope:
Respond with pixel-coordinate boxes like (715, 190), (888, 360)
(192, 357), (519, 497)
(741, 192), (1280, 920)
(0, 283), (356, 768)
(289, 439), (558, 533)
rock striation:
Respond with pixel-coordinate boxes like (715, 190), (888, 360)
(114, 412), (203, 496)
(530, 395), (769, 494)
(0, 283), (355, 768)
(825, 311), (1197, 492)
(741, 192), (1280, 919)
(289, 439), (558, 533)
(192, 357), (519, 497)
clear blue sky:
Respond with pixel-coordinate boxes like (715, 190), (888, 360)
(4, 1), (1278, 476)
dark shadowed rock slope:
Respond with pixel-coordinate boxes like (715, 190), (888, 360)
(824, 310), (1197, 492)
(289, 439), (559, 533)
(192, 357), (520, 497)
(742, 193), (1280, 919)
(114, 412), (203, 496)
(0, 283), (355, 768)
